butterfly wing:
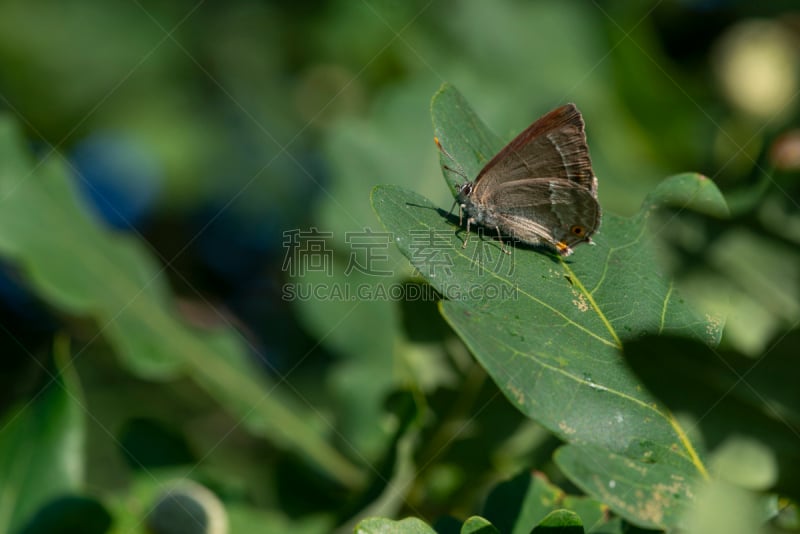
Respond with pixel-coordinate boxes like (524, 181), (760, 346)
(473, 104), (597, 197)
(483, 178), (601, 252)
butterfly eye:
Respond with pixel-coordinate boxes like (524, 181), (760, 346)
(570, 225), (586, 237)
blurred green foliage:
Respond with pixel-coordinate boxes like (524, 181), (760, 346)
(1, 1), (799, 533)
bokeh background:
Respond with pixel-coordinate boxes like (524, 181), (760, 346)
(1, 1), (799, 532)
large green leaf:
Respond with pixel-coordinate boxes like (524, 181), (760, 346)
(371, 180), (720, 451)
(371, 84), (728, 528)
(0, 116), (362, 488)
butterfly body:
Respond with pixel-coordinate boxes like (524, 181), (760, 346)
(448, 104), (601, 256)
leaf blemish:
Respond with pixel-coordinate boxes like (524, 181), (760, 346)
(704, 313), (722, 340)
(507, 384), (525, 405)
(572, 292), (589, 312)
(558, 421), (577, 435)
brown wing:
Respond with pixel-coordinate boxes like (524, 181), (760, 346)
(473, 104), (596, 197)
(484, 178), (601, 248)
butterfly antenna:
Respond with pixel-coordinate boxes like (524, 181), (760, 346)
(434, 137), (467, 180)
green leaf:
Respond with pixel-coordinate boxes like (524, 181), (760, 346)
(643, 172), (730, 218)
(481, 470), (617, 534)
(554, 444), (695, 530)
(533, 510), (584, 532)
(431, 83), (503, 197)
(560, 496), (614, 534)
(371, 84), (727, 528)
(371, 183), (716, 455)
(0, 115), (363, 488)
(0, 337), (85, 534)
(623, 331), (800, 501)
(461, 516), (500, 534)
(354, 517), (437, 534)
(353, 516), (503, 534)
(482, 470), (562, 534)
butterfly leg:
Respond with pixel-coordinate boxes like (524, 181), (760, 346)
(495, 226), (511, 255)
(462, 217), (473, 249)
(448, 199), (458, 219)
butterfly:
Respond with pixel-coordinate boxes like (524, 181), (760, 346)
(437, 104), (601, 256)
